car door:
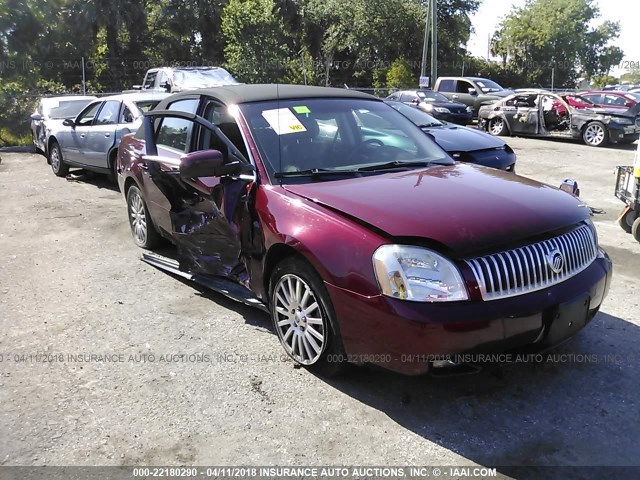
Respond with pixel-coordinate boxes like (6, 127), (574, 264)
(582, 94), (603, 107)
(142, 102), (255, 279)
(450, 79), (477, 107)
(84, 100), (120, 167)
(58, 101), (102, 163)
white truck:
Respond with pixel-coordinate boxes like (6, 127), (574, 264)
(131, 66), (240, 93)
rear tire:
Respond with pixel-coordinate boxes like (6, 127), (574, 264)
(489, 117), (507, 136)
(126, 185), (160, 249)
(618, 207), (637, 234)
(269, 257), (347, 377)
(582, 122), (608, 147)
(49, 142), (69, 177)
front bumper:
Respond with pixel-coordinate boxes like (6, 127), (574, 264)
(436, 112), (473, 125)
(326, 249), (612, 375)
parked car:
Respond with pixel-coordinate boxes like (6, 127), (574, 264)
(47, 92), (168, 179)
(432, 77), (514, 117)
(117, 84), (611, 376)
(479, 91), (640, 146)
(30, 95), (97, 155)
(385, 90), (472, 124)
(580, 91), (640, 110)
(130, 66), (239, 93)
(386, 101), (516, 171)
(602, 84), (640, 92)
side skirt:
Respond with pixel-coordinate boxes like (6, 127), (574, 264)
(141, 252), (268, 312)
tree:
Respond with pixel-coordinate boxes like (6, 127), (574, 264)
(386, 58), (415, 88)
(491, 0), (623, 88)
(221, 0), (292, 82)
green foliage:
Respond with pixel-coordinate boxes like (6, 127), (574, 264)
(386, 58), (416, 89)
(491, 0), (623, 88)
(620, 67), (640, 84)
(591, 75), (618, 89)
(221, 0), (291, 83)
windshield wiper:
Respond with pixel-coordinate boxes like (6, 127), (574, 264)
(274, 168), (361, 178)
(356, 160), (449, 172)
(418, 123), (443, 128)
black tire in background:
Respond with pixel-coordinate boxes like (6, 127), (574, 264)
(49, 142), (69, 177)
(618, 207), (637, 234)
(632, 217), (640, 243)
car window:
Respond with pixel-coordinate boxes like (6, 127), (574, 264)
(121, 106), (134, 124)
(583, 94), (602, 104)
(134, 100), (160, 113)
(387, 93), (400, 101)
(95, 101), (121, 125)
(157, 71), (169, 89)
(400, 93), (418, 103)
(455, 80), (474, 94)
(437, 79), (455, 92)
(76, 102), (102, 127)
(476, 79), (504, 93)
(199, 101), (249, 159)
(143, 72), (157, 89)
(47, 99), (94, 119)
(417, 90), (449, 102)
(155, 98), (200, 152)
(603, 94), (626, 106)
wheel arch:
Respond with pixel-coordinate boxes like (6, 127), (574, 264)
(46, 136), (58, 164)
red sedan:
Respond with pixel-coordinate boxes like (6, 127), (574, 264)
(117, 85), (612, 375)
(581, 91), (640, 110)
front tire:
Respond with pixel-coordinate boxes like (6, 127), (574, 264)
(489, 117), (507, 136)
(582, 122), (608, 147)
(49, 142), (69, 177)
(126, 185), (160, 249)
(269, 257), (346, 376)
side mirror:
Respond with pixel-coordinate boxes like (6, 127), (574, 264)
(468, 88), (478, 96)
(30, 113), (43, 121)
(410, 98), (420, 105)
(132, 85), (142, 90)
(559, 178), (580, 197)
(62, 118), (75, 127)
(160, 81), (171, 92)
(178, 150), (253, 178)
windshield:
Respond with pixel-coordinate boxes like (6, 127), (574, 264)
(46, 99), (94, 119)
(240, 98), (452, 183)
(476, 79), (505, 93)
(172, 68), (240, 89)
(417, 90), (450, 102)
(386, 101), (443, 127)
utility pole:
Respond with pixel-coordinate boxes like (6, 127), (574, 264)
(430, 0), (437, 84)
(420, 0), (437, 86)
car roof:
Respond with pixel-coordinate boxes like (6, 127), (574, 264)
(97, 92), (171, 102)
(161, 84), (378, 106)
(41, 95), (97, 103)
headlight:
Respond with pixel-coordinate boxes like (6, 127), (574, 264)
(615, 118), (633, 125)
(466, 106), (473, 112)
(372, 245), (469, 302)
(434, 107), (451, 113)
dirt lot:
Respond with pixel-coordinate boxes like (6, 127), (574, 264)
(1, 137), (639, 476)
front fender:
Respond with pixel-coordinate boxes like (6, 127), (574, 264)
(256, 186), (388, 297)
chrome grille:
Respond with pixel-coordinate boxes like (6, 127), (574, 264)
(466, 224), (597, 301)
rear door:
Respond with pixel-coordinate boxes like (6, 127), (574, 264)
(84, 100), (120, 167)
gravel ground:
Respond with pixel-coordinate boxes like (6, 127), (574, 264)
(0, 137), (639, 477)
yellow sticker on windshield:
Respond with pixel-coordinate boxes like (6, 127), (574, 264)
(293, 106), (311, 114)
(261, 108), (307, 135)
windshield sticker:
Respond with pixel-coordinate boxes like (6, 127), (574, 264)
(261, 108), (307, 135)
(292, 105), (311, 114)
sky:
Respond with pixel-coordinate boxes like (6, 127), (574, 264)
(465, 0), (640, 78)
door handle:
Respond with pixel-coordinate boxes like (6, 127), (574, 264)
(452, 95), (459, 99)
(80, 133), (86, 138)
(141, 163), (149, 171)
(104, 133), (111, 138)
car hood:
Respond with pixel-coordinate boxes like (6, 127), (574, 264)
(424, 124), (505, 152)
(283, 164), (588, 256)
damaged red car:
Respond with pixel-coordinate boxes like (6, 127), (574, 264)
(117, 85), (612, 375)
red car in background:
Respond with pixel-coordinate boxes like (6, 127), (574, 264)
(581, 91), (640, 110)
(552, 94), (597, 117)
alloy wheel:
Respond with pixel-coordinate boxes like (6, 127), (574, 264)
(584, 124), (605, 146)
(50, 148), (60, 171)
(273, 274), (326, 365)
(129, 189), (148, 245)
(490, 118), (504, 135)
